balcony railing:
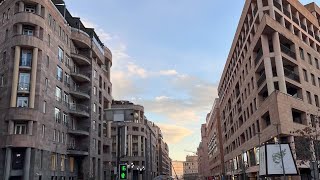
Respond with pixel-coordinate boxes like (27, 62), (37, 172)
(70, 68), (91, 79)
(69, 103), (89, 114)
(283, 8), (291, 18)
(308, 30), (314, 37)
(284, 68), (300, 82)
(20, 60), (31, 67)
(67, 144), (89, 152)
(280, 44), (296, 59)
(18, 83), (30, 92)
(255, 49), (263, 65)
(273, 0), (282, 10)
(70, 86), (90, 96)
(301, 24), (307, 32)
(257, 72), (266, 87)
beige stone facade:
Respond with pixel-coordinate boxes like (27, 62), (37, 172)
(217, 0), (320, 179)
(0, 0), (113, 179)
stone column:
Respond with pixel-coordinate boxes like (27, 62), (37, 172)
(268, 0), (275, 19)
(257, 0), (263, 20)
(10, 46), (21, 107)
(35, 26), (40, 38)
(272, 32), (287, 93)
(138, 135), (142, 156)
(36, 3), (41, 16)
(29, 48), (38, 108)
(261, 35), (275, 95)
(4, 148), (11, 180)
(23, 148), (31, 180)
(19, 1), (24, 12)
(107, 121), (111, 138)
(17, 24), (23, 35)
(9, 120), (14, 134)
(28, 121), (33, 135)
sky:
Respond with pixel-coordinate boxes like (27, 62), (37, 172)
(65, 0), (315, 161)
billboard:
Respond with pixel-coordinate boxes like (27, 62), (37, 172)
(259, 144), (298, 176)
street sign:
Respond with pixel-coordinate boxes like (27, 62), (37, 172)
(119, 164), (128, 180)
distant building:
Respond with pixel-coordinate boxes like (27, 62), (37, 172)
(183, 155), (198, 180)
(197, 124), (209, 179)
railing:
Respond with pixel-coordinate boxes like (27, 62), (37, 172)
(67, 144), (89, 152)
(273, 0), (282, 10)
(280, 44), (296, 59)
(68, 126), (90, 132)
(70, 86), (90, 96)
(292, 16), (299, 25)
(284, 68), (300, 82)
(257, 72), (266, 87)
(70, 68), (91, 79)
(18, 83), (30, 91)
(20, 60), (31, 67)
(69, 103), (89, 114)
(254, 49), (263, 65)
(308, 30), (314, 37)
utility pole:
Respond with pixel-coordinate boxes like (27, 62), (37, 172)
(274, 123), (286, 180)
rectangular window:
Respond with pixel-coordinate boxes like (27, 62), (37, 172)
(25, 5), (35, 13)
(43, 101), (46, 113)
(18, 73), (30, 91)
(20, 50), (32, 67)
(303, 69), (308, 82)
(64, 73), (70, 86)
(3, 51), (6, 64)
(93, 120), (96, 130)
(22, 25), (34, 36)
(59, 26), (62, 36)
(55, 87), (62, 101)
(42, 125), (45, 138)
(53, 129), (56, 141)
(46, 55), (49, 67)
(14, 123), (27, 134)
(57, 131), (60, 142)
(17, 96), (29, 107)
(55, 108), (61, 123)
(51, 154), (57, 171)
(61, 155), (65, 171)
(307, 91), (312, 104)
(63, 113), (68, 125)
(1, 74), (4, 87)
(57, 66), (63, 81)
(93, 86), (97, 95)
(48, 34), (50, 46)
(45, 78), (48, 92)
(58, 47), (64, 62)
(61, 133), (64, 144)
(93, 103), (96, 112)
(63, 92), (69, 105)
(311, 74), (316, 86)
(70, 157), (74, 172)
(299, 48), (304, 60)
(315, 58), (319, 69)
(315, 95), (319, 107)
(308, 53), (312, 65)
(94, 70), (97, 78)
(65, 55), (70, 68)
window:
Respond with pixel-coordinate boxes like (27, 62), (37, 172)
(315, 95), (319, 107)
(55, 108), (61, 123)
(93, 86), (97, 95)
(43, 101), (46, 113)
(55, 87), (62, 101)
(63, 113), (68, 125)
(7, 8), (10, 19)
(315, 58), (319, 69)
(42, 125), (45, 138)
(299, 48), (304, 60)
(14, 123), (27, 134)
(65, 55), (70, 68)
(93, 103), (96, 112)
(61, 133), (65, 144)
(59, 26), (62, 36)
(18, 73), (30, 91)
(61, 155), (66, 171)
(308, 53), (312, 65)
(57, 66), (63, 81)
(53, 129), (56, 141)
(17, 97), (28, 107)
(94, 70), (97, 78)
(2, 12), (6, 23)
(64, 73), (70, 86)
(58, 47), (64, 62)
(303, 69), (308, 82)
(46, 55), (49, 68)
(307, 91), (312, 104)
(5, 29), (8, 40)
(311, 74), (316, 86)
(92, 120), (96, 130)
(20, 50), (32, 67)
(1, 74), (4, 87)
(63, 92), (69, 104)
(23, 25), (34, 36)
(51, 154), (57, 171)
(25, 5), (35, 13)
(70, 157), (74, 172)
(12, 150), (24, 170)
(57, 131), (60, 142)
(45, 78), (48, 92)
(48, 34), (51, 46)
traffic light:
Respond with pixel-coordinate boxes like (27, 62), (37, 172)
(119, 164), (128, 180)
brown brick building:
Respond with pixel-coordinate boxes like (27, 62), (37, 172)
(217, 0), (320, 179)
(0, 0), (113, 179)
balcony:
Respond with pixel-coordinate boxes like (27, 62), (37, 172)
(257, 72), (266, 87)
(280, 44), (296, 59)
(17, 83), (30, 93)
(71, 53), (91, 65)
(69, 103), (89, 118)
(284, 68), (300, 83)
(68, 127), (90, 136)
(283, 8), (291, 18)
(315, 35), (320, 43)
(308, 30), (314, 37)
(19, 60), (31, 70)
(292, 16), (299, 25)
(67, 145), (89, 156)
(69, 86), (90, 100)
(273, 0), (282, 10)
(301, 24), (307, 32)
(254, 49), (263, 65)
(252, 7), (258, 17)
(70, 69), (91, 83)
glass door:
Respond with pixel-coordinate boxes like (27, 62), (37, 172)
(18, 73), (30, 91)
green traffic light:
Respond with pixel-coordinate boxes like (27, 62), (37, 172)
(119, 165), (127, 179)
(121, 172), (126, 179)
(121, 165), (127, 171)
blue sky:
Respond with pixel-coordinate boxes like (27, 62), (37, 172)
(65, 0), (315, 161)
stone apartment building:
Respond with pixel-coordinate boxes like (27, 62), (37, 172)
(0, 0), (113, 179)
(217, 0), (320, 179)
(105, 100), (171, 180)
(197, 124), (209, 179)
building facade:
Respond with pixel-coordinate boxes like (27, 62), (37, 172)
(217, 0), (320, 179)
(106, 100), (171, 180)
(197, 124), (209, 180)
(0, 0), (113, 179)
(183, 155), (198, 180)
